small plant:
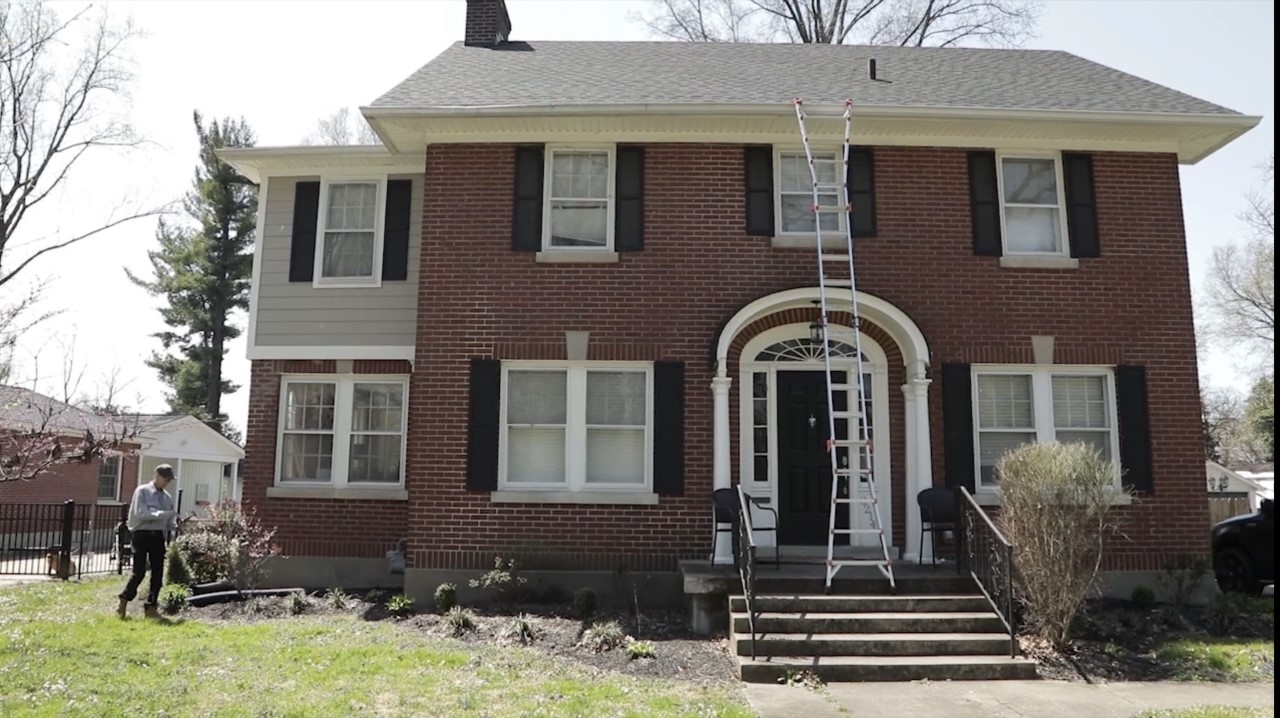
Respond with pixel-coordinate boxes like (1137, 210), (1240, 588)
(386, 594), (415, 618)
(1130, 584), (1156, 611)
(188, 499), (284, 590)
(326, 587), (349, 610)
(444, 606), (476, 636)
(573, 587), (597, 619)
(364, 589), (386, 604)
(434, 582), (458, 613)
(469, 556), (528, 606)
(778, 668), (823, 688)
(158, 584), (191, 615)
(1158, 554), (1210, 611)
(580, 620), (627, 652)
(503, 614), (538, 645)
(625, 639), (656, 660)
(289, 592), (311, 616)
(166, 533), (237, 586)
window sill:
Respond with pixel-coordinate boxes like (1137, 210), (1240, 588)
(771, 235), (849, 251)
(972, 490), (1133, 507)
(535, 251), (620, 264)
(999, 256), (1080, 270)
(95, 500), (124, 507)
(266, 486), (408, 501)
(311, 277), (382, 289)
(490, 490), (659, 506)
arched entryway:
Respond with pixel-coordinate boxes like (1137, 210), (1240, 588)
(711, 288), (932, 562)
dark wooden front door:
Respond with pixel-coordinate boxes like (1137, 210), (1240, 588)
(777, 370), (850, 545)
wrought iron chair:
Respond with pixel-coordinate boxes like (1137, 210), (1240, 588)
(710, 487), (780, 568)
(917, 487), (957, 567)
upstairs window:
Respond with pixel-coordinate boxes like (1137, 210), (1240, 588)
(777, 149), (846, 235)
(316, 180), (384, 283)
(997, 154), (1068, 255)
(544, 148), (613, 250)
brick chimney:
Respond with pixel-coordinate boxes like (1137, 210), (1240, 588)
(464, 0), (512, 47)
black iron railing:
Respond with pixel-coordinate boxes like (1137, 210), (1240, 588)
(733, 485), (759, 660)
(956, 487), (1017, 658)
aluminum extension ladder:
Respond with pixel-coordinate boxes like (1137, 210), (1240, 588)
(793, 98), (896, 594)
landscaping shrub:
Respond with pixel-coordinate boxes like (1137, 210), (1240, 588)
(166, 532), (237, 586)
(1131, 584), (1156, 611)
(326, 587), (349, 610)
(386, 594), (415, 618)
(503, 614), (538, 645)
(434, 582), (458, 613)
(573, 587), (597, 619)
(289, 592), (311, 616)
(580, 620), (627, 652)
(625, 639), (656, 660)
(158, 584), (191, 615)
(997, 441), (1126, 648)
(1159, 555), (1210, 611)
(364, 589), (386, 604)
(186, 500), (283, 590)
(469, 556), (528, 607)
(445, 606), (476, 636)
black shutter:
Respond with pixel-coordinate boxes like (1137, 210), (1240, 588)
(848, 147), (877, 238)
(288, 181), (320, 282)
(1116, 365), (1153, 494)
(653, 361), (685, 496)
(1063, 153), (1100, 259)
(466, 358), (501, 491)
(382, 179), (413, 281)
(615, 145), (645, 252)
(941, 363), (976, 493)
(744, 146), (774, 237)
(512, 146), (544, 251)
(967, 151), (1002, 257)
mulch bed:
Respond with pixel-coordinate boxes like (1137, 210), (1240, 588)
(185, 592), (740, 686)
(1027, 597), (1275, 683)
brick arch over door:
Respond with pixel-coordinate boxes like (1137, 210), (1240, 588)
(727, 311), (910, 548)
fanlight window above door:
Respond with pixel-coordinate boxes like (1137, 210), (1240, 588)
(755, 338), (863, 362)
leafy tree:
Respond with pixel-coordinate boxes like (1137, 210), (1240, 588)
(1244, 377), (1274, 462)
(128, 112), (256, 437)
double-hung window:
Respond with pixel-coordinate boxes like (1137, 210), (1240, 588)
(97, 455), (121, 501)
(974, 367), (1118, 490)
(501, 364), (652, 491)
(277, 377), (408, 488)
(997, 154), (1068, 255)
(316, 179), (384, 284)
(777, 149), (845, 235)
(544, 148), (613, 250)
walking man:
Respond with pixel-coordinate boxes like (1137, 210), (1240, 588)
(117, 464), (178, 619)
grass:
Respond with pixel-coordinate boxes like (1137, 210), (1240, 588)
(1133, 708), (1272, 718)
(1153, 637), (1275, 681)
(0, 578), (752, 718)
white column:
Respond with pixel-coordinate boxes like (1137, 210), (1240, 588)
(712, 376), (734, 565)
(229, 460), (240, 503)
(902, 375), (933, 562)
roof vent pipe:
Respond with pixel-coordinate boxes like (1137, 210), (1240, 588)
(868, 58), (878, 81)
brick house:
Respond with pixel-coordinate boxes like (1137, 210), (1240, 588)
(219, 0), (1259, 601)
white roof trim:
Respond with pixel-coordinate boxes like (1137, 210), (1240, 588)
(216, 147), (425, 183)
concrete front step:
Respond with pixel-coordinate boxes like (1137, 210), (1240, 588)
(737, 654), (1038, 683)
(732, 611), (1007, 634)
(729, 594), (992, 613)
(735, 631), (1014, 657)
(753, 575), (977, 596)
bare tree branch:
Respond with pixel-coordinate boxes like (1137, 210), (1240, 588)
(303, 107), (381, 146)
(635, 0), (1041, 46)
(0, 1), (157, 290)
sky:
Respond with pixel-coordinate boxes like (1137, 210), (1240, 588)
(10, 0), (1275, 436)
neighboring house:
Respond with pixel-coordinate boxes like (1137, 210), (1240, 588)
(0, 387), (245, 514)
(1206, 460), (1270, 513)
(1230, 461), (1275, 510)
(218, 0), (1259, 598)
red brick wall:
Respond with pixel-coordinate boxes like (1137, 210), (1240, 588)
(247, 144), (1206, 574)
(0, 435), (141, 507)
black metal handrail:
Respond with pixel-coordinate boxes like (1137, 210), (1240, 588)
(955, 487), (1017, 658)
(734, 485), (759, 660)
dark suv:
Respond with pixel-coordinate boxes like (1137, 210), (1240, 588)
(1212, 497), (1275, 595)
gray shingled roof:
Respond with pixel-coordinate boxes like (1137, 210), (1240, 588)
(370, 41), (1240, 116)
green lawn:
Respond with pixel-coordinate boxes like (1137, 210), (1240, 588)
(0, 578), (752, 718)
(1154, 637), (1275, 681)
(1133, 708), (1272, 718)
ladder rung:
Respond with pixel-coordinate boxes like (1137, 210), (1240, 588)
(828, 383), (863, 392)
(837, 497), (877, 504)
(832, 528), (883, 535)
(831, 437), (868, 445)
(830, 559), (892, 567)
(826, 279), (853, 288)
(821, 254), (850, 262)
(830, 410), (863, 419)
(814, 182), (845, 190)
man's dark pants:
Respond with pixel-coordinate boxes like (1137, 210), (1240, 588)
(120, 530), (166, 606)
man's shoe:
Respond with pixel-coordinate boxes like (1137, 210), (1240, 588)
(143, 604), (160, 619)
(116, 598), (128, 619)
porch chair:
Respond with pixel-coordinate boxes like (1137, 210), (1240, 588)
(916, 487), (957, 567)
(710, 488), (780, 569)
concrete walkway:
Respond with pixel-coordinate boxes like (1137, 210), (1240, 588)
(744, 680), (1275, 718)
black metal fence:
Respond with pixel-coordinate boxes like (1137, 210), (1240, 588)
(0, 501), (129, 578)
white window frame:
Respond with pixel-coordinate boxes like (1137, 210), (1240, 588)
(313, 175), (388, 288)
(971, 365), (1121, 493)
(541, 145), (616, 252)
(96, 455), (122, 502)
(274, 375), (409, 489)
(497, 362), (654, 493)
(995, 151), (1070, 257)
(774, 145), (848, 238)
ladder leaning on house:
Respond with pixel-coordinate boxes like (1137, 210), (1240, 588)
(793, 98), (896, 594)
